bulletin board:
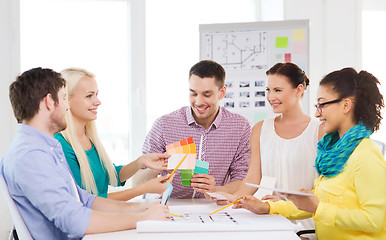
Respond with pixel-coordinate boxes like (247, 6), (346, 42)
(199, 20), (309, 125)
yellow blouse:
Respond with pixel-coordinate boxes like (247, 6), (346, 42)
(269, 138), (386, 240)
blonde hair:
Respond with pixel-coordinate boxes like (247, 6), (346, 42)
(60, 68), (118, 194)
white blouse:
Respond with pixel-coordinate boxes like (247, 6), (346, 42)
(260, 117), (320, 191)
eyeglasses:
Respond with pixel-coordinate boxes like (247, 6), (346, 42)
(314, 98), (342, 113)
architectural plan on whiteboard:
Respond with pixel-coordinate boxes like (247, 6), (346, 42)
(200, 20), (310, 125)
(203, 30), (269, 71)
(136, 204), (297, 233)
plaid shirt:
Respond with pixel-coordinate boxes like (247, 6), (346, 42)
(142, 106), (251, 198)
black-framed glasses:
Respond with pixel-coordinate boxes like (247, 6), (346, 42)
(314, 98), (342, 113)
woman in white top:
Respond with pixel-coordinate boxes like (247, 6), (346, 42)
(221, 63), (324, 236)
(226, 62), (324, 198)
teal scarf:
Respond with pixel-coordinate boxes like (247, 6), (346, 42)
(315, 122), (372, 177)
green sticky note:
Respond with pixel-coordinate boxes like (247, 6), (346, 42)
(180, 169), (194, 186)
(276, 37), (288, 48)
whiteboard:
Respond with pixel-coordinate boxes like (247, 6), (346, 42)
(200, 20), (309, 125)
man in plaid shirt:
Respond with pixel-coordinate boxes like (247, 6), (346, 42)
(137, 60), (251, 199)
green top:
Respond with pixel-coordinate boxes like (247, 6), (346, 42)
(54, 133), (123, 198)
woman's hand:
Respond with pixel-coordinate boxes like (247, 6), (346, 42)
(139, 174), (173, 194)
(261, 194), (281, 202)
(233, 195), (270, 214)
(281, 189), (319, 213)
(138, 153), (170, 171)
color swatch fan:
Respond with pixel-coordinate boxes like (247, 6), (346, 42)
(166, 137), (208, 185)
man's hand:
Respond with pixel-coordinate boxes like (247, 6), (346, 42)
(190, 173), (216, 193)
(138, 153), (170, 171)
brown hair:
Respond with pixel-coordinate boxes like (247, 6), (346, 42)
(189, 60), (226, 89)
(266, 62), (309, 90)
(9, 67), (66, 123)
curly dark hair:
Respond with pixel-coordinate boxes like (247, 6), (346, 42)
(319, 68), (384, 132)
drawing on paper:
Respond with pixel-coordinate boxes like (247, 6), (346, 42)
(203, 30), (269, 71)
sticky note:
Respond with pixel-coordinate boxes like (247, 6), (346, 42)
(293, 41), (306, 54)
(285, 53), (291, 62)
(292, 29), (305, 42)
(194, 160), (209, 175)
(275, 53), (284, 62)
(254, 112), (267, 123)
(180, 169), (194, 186)
(275, 37), (288, 48)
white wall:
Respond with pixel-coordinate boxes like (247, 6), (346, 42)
(284, 0), (362, 113)
(0, 0), (20, 238)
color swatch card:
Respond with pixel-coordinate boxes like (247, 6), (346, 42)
(180, 169), (194, 186)
(194, 160), (209, 175)
(161, 183), (173, 205)
(167, 154), (196, 170)
(166, 137), (197, 170)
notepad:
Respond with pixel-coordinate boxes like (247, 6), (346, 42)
(246, 183), (313, 197)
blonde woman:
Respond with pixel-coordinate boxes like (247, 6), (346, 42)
(55, 68), (170, 200)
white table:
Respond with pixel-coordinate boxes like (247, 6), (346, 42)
(83, 199), (300, 240)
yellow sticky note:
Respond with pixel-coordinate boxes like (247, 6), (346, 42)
(293, 29), (305, 42)
(275, 37), (288, 48)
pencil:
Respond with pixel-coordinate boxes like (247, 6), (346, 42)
(209, 197), (245, 215)
(170, 213), (183, 218)
(165, 154), (188, 181)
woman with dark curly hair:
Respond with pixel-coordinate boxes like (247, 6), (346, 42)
(233, 68), (386, 240)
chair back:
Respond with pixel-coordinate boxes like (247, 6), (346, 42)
(373, 139), (386, 156)
(0, 175), (32, 240)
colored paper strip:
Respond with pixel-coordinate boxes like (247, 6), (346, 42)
(285, 53), (291, 62)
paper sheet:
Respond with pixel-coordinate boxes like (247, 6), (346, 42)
(246, 183), (313, 197)
(137, 204), (296, 232)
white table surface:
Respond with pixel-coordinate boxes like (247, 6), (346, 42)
(83, 198), (300, 240)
